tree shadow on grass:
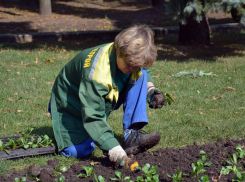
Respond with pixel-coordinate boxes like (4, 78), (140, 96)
(1, 32), (245, 63)
(155, 32), (245, 62)
(31, 126), (55, 141)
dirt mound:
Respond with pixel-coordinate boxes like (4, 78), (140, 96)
(1, 137), (245, 181)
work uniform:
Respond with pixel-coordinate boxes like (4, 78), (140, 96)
(49, 42), (153, 157)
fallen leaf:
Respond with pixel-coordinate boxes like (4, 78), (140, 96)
(7, 108), (12, 112)
(47, 82), (54, 85)
(4, 123), (6, 129)
(5, 82), (7, 84)
(5, 69), (11, 71)
(45, 112), (50, 116)
(17, 110), (23, 112)
(14, 93), (18, 96)
(152, 74), (160, 78)
(226, 87), (236, 90)
(17, 71), (20, 75)
(6, 97), (13, 101)
(233, 111), (239, 114)
(212, 96), (217, 100)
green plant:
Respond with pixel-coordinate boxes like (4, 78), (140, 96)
(198, 175), (210, 182)
(232, 171), (245, 182)
(199, 150), (212, 161)
(30, 136), (41, 148)
(54, 165), (68, 176)
(109, 171), (130, 181)
(77, 162), (94, 178)
(166, 167), (184, 182)
(221, 153), (242, 175)
(191, 159), (212, 178)
(7, 138), (21, 150)
(54, 176), (65, 182)
(13, 177), (26, 182)
(19, 128), (35, 137)
(164, 92), (174, 105)
(136, 163), (159, 182)
(29, 174), (41, 181)
(39, 135), (54, 147)
(18, 136), (33, 149)
(234, 145), (245, 159)
(94, 174), (106, 182)
(0, 140), (11, 154)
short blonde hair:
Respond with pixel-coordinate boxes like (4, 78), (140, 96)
(114, 24), (157, 68)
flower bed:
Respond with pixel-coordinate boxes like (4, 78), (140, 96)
(1, 137), (245, 182)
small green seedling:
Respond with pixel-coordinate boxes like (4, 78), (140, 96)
(191, 159), (212, 178)
(166, 167), (184, 182)
(109, 171), (130, 181)
(7, 138), (21, 150)
(221, 153), (242, 175)
(94, 174), (106, 182)
(0, 140), (11, 154)
(14, 177), (26, 182)
(199, 150), (212, 161)
(164, 92), (174, 105)
(135, 163), (159, 182)
(135, 176), (144, 182)
(32, 136), (43, 148)
(77, 162), (94, 178)
(198, 175), (210, 182)
(54, 164), (68, 176)
(18, 135), (33, 149)
(234, 145), (245, 159)
(232, 171), (245, 182)
(54, 176), (65, 182)
(19, 127), (35, 137)
(29, 174), (41, 181)
(40, 135), (54, 147)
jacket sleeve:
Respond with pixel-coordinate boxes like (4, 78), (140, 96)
(78, 78), (120, 151)
(144, 68), (153, 83)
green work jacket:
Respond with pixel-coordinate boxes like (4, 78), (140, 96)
(50, 42), (153, 152)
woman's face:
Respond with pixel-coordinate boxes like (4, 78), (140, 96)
(116, 56), (139, 74)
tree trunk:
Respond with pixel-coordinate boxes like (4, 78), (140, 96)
(39, 0), (52, 16)
(178, 15), (210, 45)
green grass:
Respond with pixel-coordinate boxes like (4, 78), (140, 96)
(0, 33), (245, 175)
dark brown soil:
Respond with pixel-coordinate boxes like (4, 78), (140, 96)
(1, 137), (245, 182)
(0, 0), (236, 34)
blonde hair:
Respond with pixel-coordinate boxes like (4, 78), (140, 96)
(114, 24), (157, 68)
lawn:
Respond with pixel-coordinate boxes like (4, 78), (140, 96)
(0, 32), (244, 176)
